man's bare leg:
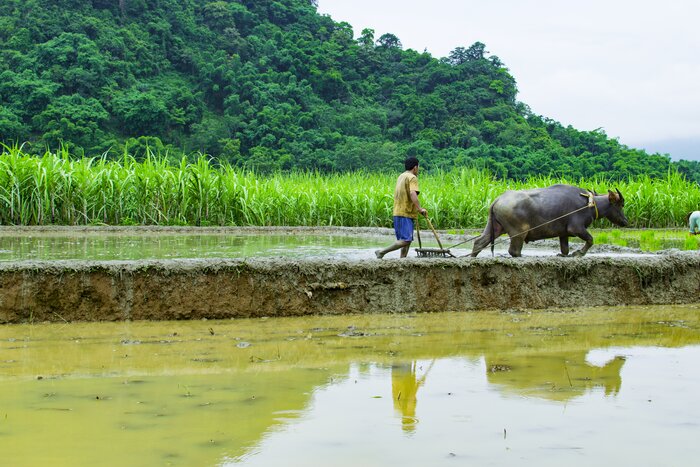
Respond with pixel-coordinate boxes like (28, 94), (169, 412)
(375, 240), (411, 259)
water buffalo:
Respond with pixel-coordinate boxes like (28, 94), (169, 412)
(471, 184), (628, 257)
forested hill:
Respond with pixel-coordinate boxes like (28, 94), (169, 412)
(1, 0), (698, 181)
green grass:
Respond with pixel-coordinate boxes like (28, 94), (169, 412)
(1, 145), (700, 229)
(593, 229), (699, 251)
(684, 235), (700, 250)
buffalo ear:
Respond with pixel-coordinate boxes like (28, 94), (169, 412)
(608, 190), (622, 204)
(615, 188), (624, 205)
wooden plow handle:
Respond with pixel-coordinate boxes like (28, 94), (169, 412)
(423, 214), (444, 250)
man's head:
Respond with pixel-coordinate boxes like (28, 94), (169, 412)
(404, 157), (419, 172)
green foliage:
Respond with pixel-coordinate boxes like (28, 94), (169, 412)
(2, 147), (699, 229)
(0, 107), (25, 142)
(0, 0), (698, 181)
(35, 32), (110, 95)
(110, 89), (171, 136)
(32, 94), (109, 152)
(684, 235), (700, 250)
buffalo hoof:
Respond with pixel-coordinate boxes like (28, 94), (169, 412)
(557, 253), (569, 257)
(571, 250), (587, 257)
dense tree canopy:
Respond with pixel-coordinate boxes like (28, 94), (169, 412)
(1, 0), (698, 182)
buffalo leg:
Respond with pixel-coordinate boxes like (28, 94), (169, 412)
(571, 230), (593, 256)
(471, 222), (504, 257)
(470, 234), (491, 257)
(508, 235), (524, 257)
(558, 235), (570, 256)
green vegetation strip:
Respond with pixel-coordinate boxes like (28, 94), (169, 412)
(1, 147), (699, 229)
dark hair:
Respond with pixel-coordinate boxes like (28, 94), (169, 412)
(686, 212), (692, 224)
(404, 157), (419, 171)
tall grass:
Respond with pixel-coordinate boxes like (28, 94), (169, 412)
(1, 146), (699, 228)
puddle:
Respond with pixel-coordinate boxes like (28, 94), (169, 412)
(1, 306), (699, 466)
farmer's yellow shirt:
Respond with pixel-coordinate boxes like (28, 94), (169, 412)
(393, 171), (419, 218)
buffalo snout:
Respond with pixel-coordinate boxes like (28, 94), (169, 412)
(613, 213), (629, 227)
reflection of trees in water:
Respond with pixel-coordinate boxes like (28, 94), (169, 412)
(391, 360), (434, 433)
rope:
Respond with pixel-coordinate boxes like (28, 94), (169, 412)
(446, 233), (482, 249)
(493, 205), (590, 245)
(447, 206), (589, 255)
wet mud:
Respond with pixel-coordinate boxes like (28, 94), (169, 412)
(1, 245), (698, 323)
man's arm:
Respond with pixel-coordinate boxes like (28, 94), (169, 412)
(410, 190), (427, 216)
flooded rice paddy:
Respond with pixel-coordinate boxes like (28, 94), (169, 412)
(2, 306), (700, 466)
(0, 230), (380, 261)
(0, 227), (698, 464)
(0, 228), (664, 261)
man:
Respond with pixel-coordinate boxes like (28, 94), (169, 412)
(688, 210), (700, 235)
(375, 157), (427, 258)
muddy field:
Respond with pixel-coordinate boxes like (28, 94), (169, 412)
(0, 225), (698, 322)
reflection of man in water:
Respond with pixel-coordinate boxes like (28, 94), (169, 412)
(391, 361), (431, 433)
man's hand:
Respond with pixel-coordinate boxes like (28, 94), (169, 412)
(419, 208), (427, 216)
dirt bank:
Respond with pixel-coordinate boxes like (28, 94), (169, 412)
(1, 252), (698, 323)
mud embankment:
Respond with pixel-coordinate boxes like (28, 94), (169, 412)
(1, 253), (698, 323)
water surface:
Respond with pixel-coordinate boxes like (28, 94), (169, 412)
(0, 230), (651, 261)
(1, 306), (699, 466)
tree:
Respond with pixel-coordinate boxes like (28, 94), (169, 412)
(110, 89), (170, 136)
(203, 2), (236, 32)
(0, 0), (688, 180)
(0, 70), (59, 116)
(448, 47), (469, 65)
(358, 28), (375, 48)
(0, 107), (26, 142)
(465, 41), (487, 61)
(34, 32), (110, 95)
(376, 33), (401, 49)
(32, 94), (109, 151)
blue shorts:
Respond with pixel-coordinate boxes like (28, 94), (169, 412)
(393, 216), (414, 242)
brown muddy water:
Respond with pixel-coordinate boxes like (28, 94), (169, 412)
(1, 306), (700, 466)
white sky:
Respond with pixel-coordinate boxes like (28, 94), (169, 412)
(317, 0), (700, 161)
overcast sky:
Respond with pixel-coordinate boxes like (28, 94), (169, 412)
(318, 0), (700, 161)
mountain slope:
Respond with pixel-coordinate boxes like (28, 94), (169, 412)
(1, 0), (698, 181)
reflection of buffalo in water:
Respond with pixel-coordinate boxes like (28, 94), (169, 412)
(471, 184), (629, 257)
(391, 352), (627, 407)
(485, 352), (626, 401)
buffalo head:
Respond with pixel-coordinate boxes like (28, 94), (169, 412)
(607, 189), (628, 227)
